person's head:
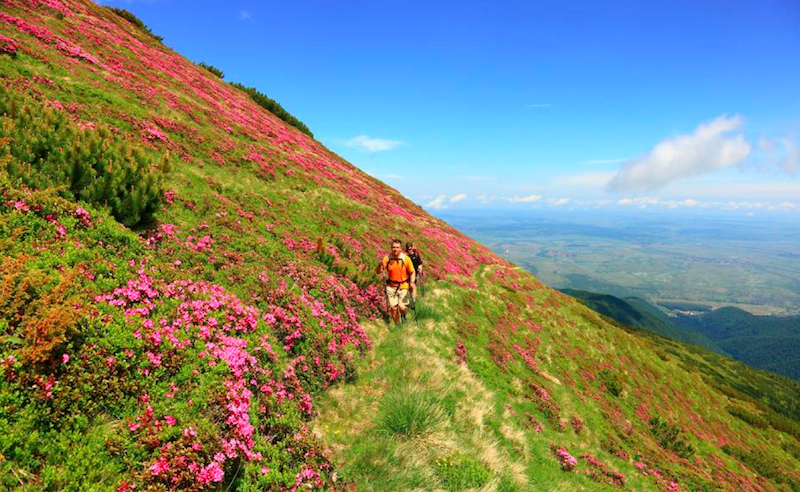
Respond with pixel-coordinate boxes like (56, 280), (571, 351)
(405, 242), (414, 253)
(391, 239), (402, 257)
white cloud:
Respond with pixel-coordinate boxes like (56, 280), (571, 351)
(683, 198), (698, 207)
(345, 135), (404, 153)
(607, 115), (751, 191)
(759, 136), (799, 175)
(526, 103), (552, 108)
(552, 171), (615, 187)
(240, 10), (252, 20)
(617, 197), (659, 208)
(425, 194), (448, 210)
(450, 193), (467, 203)
(548, 198), (570, 206)
(508, 194), (542, 203)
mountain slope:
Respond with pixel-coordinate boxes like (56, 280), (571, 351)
(560, 289), (722, 352)
(674, 307), (800, 380)
(1, 1), (799, 491)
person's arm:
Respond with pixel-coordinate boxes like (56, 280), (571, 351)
(377, 256), (386, 276)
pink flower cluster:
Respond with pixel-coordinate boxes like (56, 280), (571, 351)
(455, 340), (467, 365)
(97, 271), (268, 483)
(74, 207), (92, 227)
(7, 199), (31, 212)
(554, 446), (577, 471)
(580, 453), (626, 488)
(635, 461), (680, 491)
(143, 126), (167, 142)
(0, 33), (19, 55)
(147, 223), (214, 254)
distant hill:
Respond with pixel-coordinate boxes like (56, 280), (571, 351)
(675, 307), (800, 380)
(561, 289), (722, 352)
(562, 289), (800, 382)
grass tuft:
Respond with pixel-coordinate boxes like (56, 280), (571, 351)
(376, 389), (444, 438)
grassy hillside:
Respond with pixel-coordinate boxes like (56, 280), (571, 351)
(560, 289), (721, 352)
(1, 1), (799, 491)
(675, 308), (800, 381)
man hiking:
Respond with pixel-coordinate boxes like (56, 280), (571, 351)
(405, 242), (424, 278)
(378, 239), (416, 324)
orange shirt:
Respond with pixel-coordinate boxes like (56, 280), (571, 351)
(382, 254), (415, 290)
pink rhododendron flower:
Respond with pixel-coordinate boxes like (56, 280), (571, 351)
(197, 462), (224, 484)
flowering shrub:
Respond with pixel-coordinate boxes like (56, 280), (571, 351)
(95, 269), (340, 489)
(570, 415), (584, 435)
(551, 444), (577, 471)
(530, 383), (562, 429)
(455, 340), (467, 365)
(0, 33), (18, 55)
(580, 453), (626, 488)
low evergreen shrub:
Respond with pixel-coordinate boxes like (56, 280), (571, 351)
(106, 7), (163, 41)
(0, 88), (167, 228)
(230, 82), (313, 137)
(598, 369), (622, 397)
(727, 405), (769, 429)
(197, 62), (224, 79)
(649, 416), (695, 459)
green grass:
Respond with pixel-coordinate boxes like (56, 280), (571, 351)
(434, 453), (491, 491)
(376, 388), (444, 438)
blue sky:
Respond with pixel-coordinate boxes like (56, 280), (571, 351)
(104, 0), (800, 216)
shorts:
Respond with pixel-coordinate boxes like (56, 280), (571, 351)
(386, 285), (410, 309)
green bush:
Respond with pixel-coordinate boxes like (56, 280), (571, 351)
(435, 454), (491, 491)
(376, 389), (443, 438)
(106, 7), (163, 41)
(727, 405), (769, 429)
(782, 439), (800, 461)
(230, 82), (313, 137)
(598, 369), (622, 397)
(0, 88), (167, 228)
(649, 416), (695, 459)
(198, 62), (224, 79)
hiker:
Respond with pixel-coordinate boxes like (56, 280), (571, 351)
(378, 239), (416, 324)
(405, 242), (424, 278)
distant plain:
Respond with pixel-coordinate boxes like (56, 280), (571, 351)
(441, 211), (800, 315)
